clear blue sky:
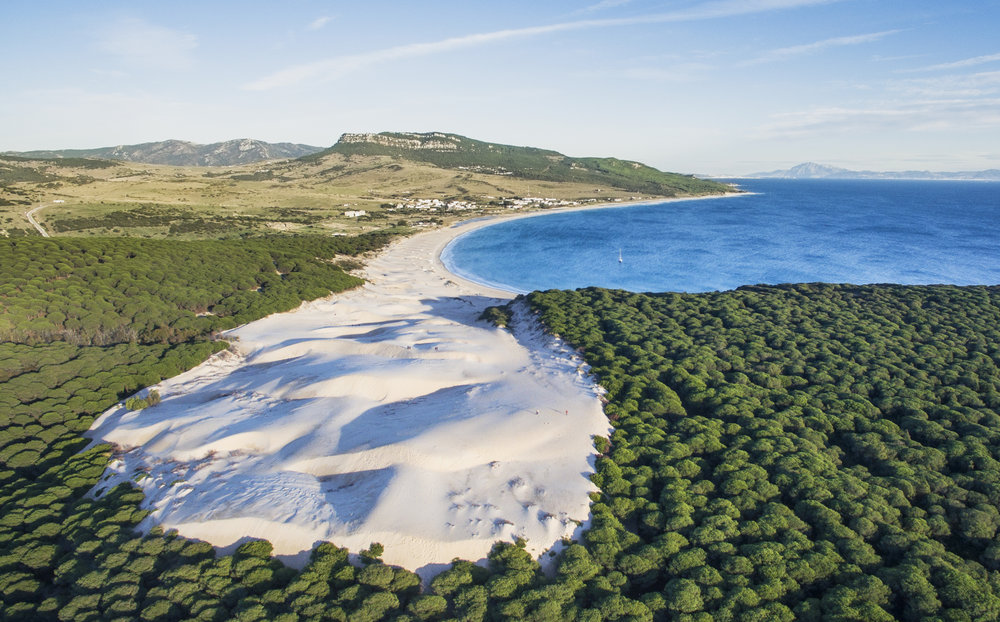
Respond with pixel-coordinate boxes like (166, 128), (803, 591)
(2, 1), (998, 174)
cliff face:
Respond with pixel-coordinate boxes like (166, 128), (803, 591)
(337, 132), (460, 151)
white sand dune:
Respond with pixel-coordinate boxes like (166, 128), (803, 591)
(88, 218), (611, 577)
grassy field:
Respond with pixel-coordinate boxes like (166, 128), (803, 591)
(1, 144), (733, 239)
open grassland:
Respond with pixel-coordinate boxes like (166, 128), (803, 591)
(0, 152), (707, 240)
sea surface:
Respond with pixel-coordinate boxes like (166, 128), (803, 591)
(441, 179), (1000, 294)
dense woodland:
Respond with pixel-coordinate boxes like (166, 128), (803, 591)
(3, 228), (1000, 620)
(519, 284), (1000, 620)
(0, 235), (394, 345)
(43, 206), (325, 238)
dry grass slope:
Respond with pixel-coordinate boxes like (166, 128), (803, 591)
(0, 136), (731, 239)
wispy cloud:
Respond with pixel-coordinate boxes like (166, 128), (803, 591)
(905, 52), (1000, 73)
(579, 0), (634, 14)
(98, 17), (197, 71)
(740, 29), (900, 66)
(755, 97), (1000, 138)
(895, 69), (1000, 98)
(244, 0), (842, 90)
(773, 68), (1000, 138)
(307, 16), (332, 31)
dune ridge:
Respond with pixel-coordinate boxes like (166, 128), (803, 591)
(88, 219), (611, 576)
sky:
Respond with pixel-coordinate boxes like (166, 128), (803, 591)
(2, 1), (999, 175)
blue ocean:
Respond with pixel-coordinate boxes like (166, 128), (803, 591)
(441, 179), (1000, 294)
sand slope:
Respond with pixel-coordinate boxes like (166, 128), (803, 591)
(88, 221), (610, 576)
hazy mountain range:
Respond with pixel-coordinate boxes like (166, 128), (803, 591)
(3, 139), (323, 167)
(742, 162), (1000, 181)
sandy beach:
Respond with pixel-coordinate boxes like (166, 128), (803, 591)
(87, 194), (734, 577)
(87, 211), (618, 578)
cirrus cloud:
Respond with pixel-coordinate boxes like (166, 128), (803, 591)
(244, 0), (844, 90)
(307, 16), (333, 31)
(98, 17), (198, 71)
(740, 29), (900, 66)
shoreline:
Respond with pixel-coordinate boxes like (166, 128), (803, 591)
(433, 191), (745, 295)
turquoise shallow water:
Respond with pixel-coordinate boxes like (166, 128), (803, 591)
(441, 179), (1000, 294)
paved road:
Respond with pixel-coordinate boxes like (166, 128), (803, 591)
(25, 204), (50, 237)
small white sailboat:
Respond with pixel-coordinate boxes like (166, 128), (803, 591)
(618, 248), (623, 263)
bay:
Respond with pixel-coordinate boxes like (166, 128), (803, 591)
(441, 179), (1000, 294)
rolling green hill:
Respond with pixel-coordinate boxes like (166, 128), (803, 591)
(310, 132), (729, 197)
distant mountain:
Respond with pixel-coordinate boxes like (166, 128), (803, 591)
(5, 139), (324, 167)
(745, 162), (1000, 181)
(307, 131), (729, 196)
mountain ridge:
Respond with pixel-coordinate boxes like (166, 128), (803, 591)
(744, 161), (1000, 181)
(308, 131), (728, 196)
(4, 139), (324, 167)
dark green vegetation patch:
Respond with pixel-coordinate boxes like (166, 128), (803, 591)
(0, 155), (118, 171)
(5, 224), (1000, 621)
(0, 234), (393, 345)
(315, 132), (728, 197)
(45, 205), (323, 238)
(523, 283), (1000, 620)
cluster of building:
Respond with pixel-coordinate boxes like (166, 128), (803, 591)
(455, 165), (513, 176)
(499, 197), (580, 209)
(388, 198), (479, 211)
(387, 197), (581, 213)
